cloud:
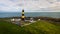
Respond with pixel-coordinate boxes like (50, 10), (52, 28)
(57, 0), (60, 2)
(9, 0), (18, 2)
(0, 0), (60, 12)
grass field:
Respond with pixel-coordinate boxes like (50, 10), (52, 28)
(0, 18), (60, 34)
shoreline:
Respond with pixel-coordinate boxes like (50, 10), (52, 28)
(0, 16), (60, 22)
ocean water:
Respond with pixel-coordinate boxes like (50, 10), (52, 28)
(0, 12), (60, 18)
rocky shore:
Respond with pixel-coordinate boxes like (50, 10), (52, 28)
(3, 16), (60, 22)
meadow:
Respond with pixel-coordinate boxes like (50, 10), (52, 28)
(0, 17), (60, 34)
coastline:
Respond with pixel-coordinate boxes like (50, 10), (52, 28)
(0, 16), (60, 26)
(0, 16), (60, 22)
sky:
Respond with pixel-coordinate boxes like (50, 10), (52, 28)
(0, 0), (60, 12)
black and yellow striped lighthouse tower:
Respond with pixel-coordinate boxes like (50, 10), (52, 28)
(21, 9), (25, 21)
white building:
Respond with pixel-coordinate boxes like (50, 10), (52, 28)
(11, 18), (21, 22)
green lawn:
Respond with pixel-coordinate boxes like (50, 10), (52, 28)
(0, 20), (60, 34)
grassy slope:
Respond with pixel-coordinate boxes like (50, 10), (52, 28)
(0, 20), (60, 34)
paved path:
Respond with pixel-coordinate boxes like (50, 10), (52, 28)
(21, 22), (35, 27)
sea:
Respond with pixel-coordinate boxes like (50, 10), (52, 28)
(0, 12), (60, 18)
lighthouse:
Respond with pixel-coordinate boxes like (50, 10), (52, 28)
(21, 9), (25, 21)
